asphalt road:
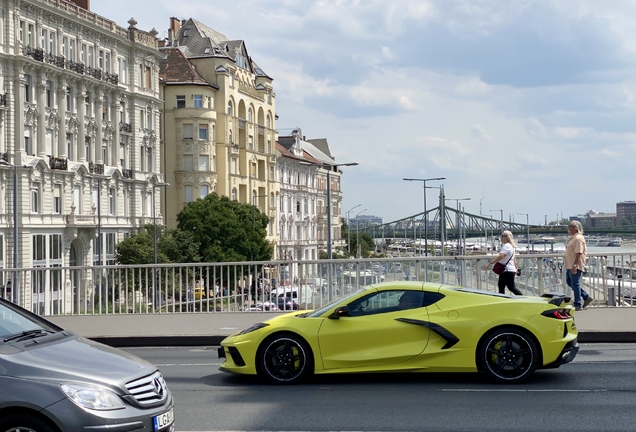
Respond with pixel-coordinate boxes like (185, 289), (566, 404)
(125, 344), (636, 432)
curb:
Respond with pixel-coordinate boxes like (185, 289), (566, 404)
(90, 332), (636, 348)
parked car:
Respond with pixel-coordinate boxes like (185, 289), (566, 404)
(0, 298), (175, 432)
(219, 282), (579, 385)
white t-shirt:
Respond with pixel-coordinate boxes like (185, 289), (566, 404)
(498, 243), (516, 272)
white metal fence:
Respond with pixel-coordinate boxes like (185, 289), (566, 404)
(1, 252), (635, 316)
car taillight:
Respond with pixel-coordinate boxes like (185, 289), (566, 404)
(541, 309), (571, 319)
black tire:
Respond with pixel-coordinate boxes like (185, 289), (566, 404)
(478, 327), (539, 384)
(0, 413), (58, 432)
(256, 334), (313, 384)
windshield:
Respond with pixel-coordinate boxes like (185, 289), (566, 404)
(0, 299), (58, 340)
(307, 288), (366, 318)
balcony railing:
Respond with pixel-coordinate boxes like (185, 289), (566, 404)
(0, 93), (7, 107)
(22, 47), (119, 86)
(122, 168), (133, 179)
(49, 156), (68, 171)
(88, 162), (104, 174)
(119, 122), (132, 133)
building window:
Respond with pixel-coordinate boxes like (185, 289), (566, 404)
(145, 66), (151, 89)
(184, 185), (193, 203)
(198, 124), (208, 140)
(102, 146), (108, 165)
(248, 135), (253, 150)
(88, 46), (94, 67)
(85, 92), (91, 116)
(53, 185), (62, 214)
(73, 185), (82, 214)
(146, 107), (152, 129)
(229, 74), (234, 87)
(229, 130), (233, 144)
(248, 108), (253, 123)
(66, 86), (72, 111)
(27, 23), (34, 47)
(24, 74), (31, 103)
(45, 81), (52, 107)
(176, 95), (185, 108)
(266, 115), (271, 128)
(231, 158), (237, 175)
(109, 188), (115, 215)
(31, 184), (40, 213)
(183, 155), (193, 171)
(231, 188), (237, 200)
(227, 100), (233, 116)
(194, 95), (203, 108)
(99, 49), (104, 69)
(66, 133), (73, 160)
(200, 185), (209, 198)
(198, 155), (209, 171)
(49, 32), (55, 55)
(267, 140), (271, 154)
(70, 39), (75, 61)
(24, 126), (32, 155)
(183, 124), (193, 139)
(270, 193), (275, 208)
(120, 59), (127, 84)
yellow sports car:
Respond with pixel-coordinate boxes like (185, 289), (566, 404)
(218, 282), (578, 384)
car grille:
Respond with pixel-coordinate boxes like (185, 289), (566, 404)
(125, 371), (168, 406)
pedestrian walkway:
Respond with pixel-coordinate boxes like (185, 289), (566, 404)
(47, 306), (636, 347)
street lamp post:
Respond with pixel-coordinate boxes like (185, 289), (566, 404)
(445, 198), (471, 253)
(355, 208), (367, 258)
(152, 182), (169, 307)
(403, 177), (446, 259)
(346, 204), (361, 256)
(517, 212), (530, 250)
(0, 162), (19, 304)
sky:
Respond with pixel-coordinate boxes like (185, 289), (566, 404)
(91, 0), (636, 226)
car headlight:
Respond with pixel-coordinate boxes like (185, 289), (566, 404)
(60, 383), (125, 411)
(236, 322), (269, 335)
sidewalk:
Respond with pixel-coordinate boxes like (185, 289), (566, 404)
(47, 307), (636, 347)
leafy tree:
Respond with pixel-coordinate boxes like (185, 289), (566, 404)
(176, 193), (273, 262)
(115, 224), (201, 265)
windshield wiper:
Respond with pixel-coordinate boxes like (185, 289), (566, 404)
(3, 329), (55, 343)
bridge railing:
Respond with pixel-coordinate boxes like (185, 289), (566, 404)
(1, 252), (634, 316)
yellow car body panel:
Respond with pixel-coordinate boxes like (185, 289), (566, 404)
(219, 281), (578, 381)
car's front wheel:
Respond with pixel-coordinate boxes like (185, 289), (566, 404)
(0, 413), (58, 432)
(478, 327), (539, 384)
(257, 334), (313, 384)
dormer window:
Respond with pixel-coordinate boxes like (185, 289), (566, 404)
(182, 29), (190, 37)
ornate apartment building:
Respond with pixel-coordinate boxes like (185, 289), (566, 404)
(159, 18), (279, 246)
(278, 131), (345, 255)
(0, 0), (163, 312)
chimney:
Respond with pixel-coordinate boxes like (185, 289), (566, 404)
(158, 39), (166, 48)
(70, 0), (90, 10)
(170, 17), (181, 33)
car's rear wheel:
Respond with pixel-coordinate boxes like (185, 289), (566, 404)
(257, 334), (313, 384)
(478, 327), (539, 384)
(0, 414), (58, 432)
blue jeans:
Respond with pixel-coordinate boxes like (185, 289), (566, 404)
(566, 270), (589, 307)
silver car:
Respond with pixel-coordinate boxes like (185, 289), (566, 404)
(0, 298), (174, 432)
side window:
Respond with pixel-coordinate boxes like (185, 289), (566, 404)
(348, 290), (426, 316)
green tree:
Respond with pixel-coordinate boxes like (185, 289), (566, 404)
(176, 193), (273, 262)
(115, 224), (201, 265)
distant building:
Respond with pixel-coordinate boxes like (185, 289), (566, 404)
(349, 215), (383, 229)
(617, 201), (636, 222)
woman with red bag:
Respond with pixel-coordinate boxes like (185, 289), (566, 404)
(484, 230), (522, 295)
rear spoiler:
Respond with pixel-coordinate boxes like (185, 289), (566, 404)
(541, 292), (572, 306)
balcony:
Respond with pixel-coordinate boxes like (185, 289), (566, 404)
(119, 122), (132, 133)
(122, 169), (133, 179)
(66, 214), (96, 226)
(238, 118), (246, 129)
(0, 93), (7, 107)
(89, 162), (104, 174)
(0, 153), (7, 163)
(231, 144), (239, 154)
(48, 156), (68, 171)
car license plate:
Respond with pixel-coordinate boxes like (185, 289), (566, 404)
(153, 408), (174, 431)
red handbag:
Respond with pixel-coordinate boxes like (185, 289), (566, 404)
(492, 255), (513, 275)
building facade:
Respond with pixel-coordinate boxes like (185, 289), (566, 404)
(279, 131), (345, 255)
(159, 18), (279, 247)
(0, 0), (163, 312)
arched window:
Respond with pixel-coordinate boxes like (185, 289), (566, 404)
(231, 188), (237, 201)
(270, 193), (275, 208)
(248, 108), (253, 123)
(296, 201), (300, 213)
(227, 100), (233, 116)
(266, 115), (271, 128)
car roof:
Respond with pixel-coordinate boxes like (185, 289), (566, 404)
(365, 281), (442, 292)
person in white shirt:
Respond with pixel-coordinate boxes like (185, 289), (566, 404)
(484, 230), (522, 295)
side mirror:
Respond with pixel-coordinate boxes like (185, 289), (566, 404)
(328, 306), (350, 320)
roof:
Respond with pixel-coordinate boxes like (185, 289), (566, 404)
(174, 18), (272, 79)
(275, 142), (320, 164)
(159, 47), (218, 88)
(278, 134), (335, 165)
(306, 138), (333, 158)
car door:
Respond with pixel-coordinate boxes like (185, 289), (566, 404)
(317, 289), (430, 370)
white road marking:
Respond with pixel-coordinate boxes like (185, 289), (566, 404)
(155, 363), (221, 366)
(442, 389), (607, 392)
